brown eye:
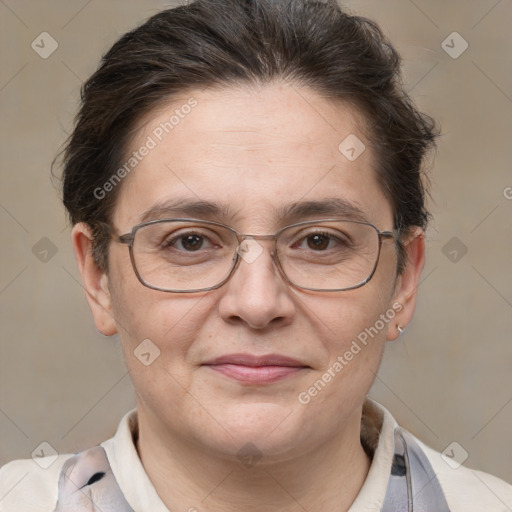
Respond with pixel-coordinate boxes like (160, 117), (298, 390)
(179, 234), (204, 251)
(306, 234), (331, 250)
(160, 230), (216, 252)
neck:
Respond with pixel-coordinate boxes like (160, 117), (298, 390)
(135, 404), (371, 512)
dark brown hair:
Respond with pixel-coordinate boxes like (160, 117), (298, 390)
(59, 0), (438, 273)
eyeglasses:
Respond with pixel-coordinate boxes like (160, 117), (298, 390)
(100, 218), (397, 293)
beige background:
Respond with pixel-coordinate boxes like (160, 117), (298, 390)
(1, 0), (511, 485)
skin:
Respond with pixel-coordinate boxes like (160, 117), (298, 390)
(72, 82), (425, 512)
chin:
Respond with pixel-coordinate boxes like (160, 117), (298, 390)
(195, 401), (307, 462)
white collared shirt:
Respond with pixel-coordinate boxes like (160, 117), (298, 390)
(1, 399), (510, 511)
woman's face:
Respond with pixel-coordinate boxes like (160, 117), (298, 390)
(75, 82), (422, 463)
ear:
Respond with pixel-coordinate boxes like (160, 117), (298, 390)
(72, 223), (117, 336)
(387, 227), (425, 341)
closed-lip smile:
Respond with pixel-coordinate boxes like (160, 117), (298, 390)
(203, 353), (310, 384)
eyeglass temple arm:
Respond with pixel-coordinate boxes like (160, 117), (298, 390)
(97, 222), (133, 245)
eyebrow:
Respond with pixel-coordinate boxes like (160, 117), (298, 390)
(139, 197), (369, 225)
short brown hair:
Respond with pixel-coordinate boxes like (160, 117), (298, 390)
(59, 0), (438, 273)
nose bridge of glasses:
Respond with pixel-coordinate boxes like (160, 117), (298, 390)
(236, 232), (276, 242)
(234, 233), (278, 264)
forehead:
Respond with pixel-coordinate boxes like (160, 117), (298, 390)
(112, 82), (393, 231)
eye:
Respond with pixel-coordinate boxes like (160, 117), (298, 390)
(162, 229), (219, 252)
(174, 233), (207, 251)
(295, 230), (349, 251)
(305, 233), (332, 251)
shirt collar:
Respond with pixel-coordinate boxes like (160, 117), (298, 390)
(101, 398), (399, 512)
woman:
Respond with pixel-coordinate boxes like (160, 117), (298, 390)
(1, 0), (510, 510)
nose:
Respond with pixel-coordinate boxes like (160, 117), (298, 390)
(217, 238), (296, 330)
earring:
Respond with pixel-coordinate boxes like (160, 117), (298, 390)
(397, 325), (404, 335)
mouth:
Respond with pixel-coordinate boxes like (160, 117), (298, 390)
(202, 354), (311, 384)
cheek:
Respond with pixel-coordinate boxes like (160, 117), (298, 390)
(293, 293), (389, 426)
(111, 289), (206, 357)
(299, 265), (396, 396)
(109, 285), (213, 416)
(307, 274), (395, 353)
(106, 250), (208, 372)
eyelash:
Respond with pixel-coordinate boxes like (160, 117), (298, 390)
(161, 230), (349, 252)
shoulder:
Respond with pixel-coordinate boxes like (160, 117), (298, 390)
(0, 454), (73, 512)
(364, 399), (512, 512)
(0, 445), (135, 512)
(0, 410), (138, 512)
(416, 439), (512, 512)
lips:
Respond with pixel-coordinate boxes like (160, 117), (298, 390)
(204, 353), (309, 367)
(203, 353), (310, 384)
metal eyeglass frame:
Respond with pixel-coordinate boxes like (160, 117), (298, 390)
(99, 218), (397, 293)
